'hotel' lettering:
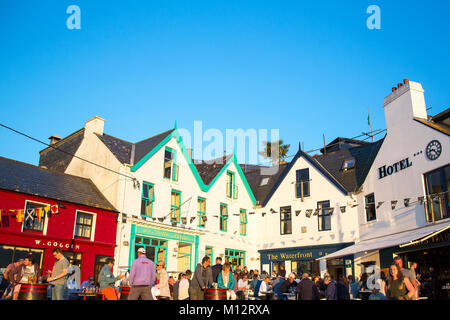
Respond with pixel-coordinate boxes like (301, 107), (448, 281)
(378, 158), (412, 179)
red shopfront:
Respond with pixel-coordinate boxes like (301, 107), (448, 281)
(0, 186), (118, 284)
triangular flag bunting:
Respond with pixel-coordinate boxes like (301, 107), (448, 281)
(51, 205), (59, 214)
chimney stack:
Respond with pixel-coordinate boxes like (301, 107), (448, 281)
(383, 79), (428, 131)
(48, 135), (61, 146)
(187, 148), (193, 159)
(84, 116), (105, 136)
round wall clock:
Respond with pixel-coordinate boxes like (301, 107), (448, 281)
(425, 140), (442, 161)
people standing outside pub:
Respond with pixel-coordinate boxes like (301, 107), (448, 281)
(178, 271), (190, 300)
(393, 256), (418, 300)
(296, 273), (319, 300)
(65, 260), (81, 300)
(128, 247), (156, 300)
(47, 248), (69, 300)
(410, 262), (421, 299)
(347, 275), (359, 299)
(211, 257), (222, 283)
(12, 255), (41, 300)
(189, 256), (213, 300)
(218, 262), (236, 300)
(98, 257), (124, 300)
(2, 259), (23, 299)
(387, 263), (415, 300)
(153, 261), (170, 300)
(277, 265), (286, 278)
(336, 274), (350, 300)
(323, 276), (337, 300)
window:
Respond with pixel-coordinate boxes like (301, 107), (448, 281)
(197, 197), (206, 228)
(163, 147), (178, 181)
(240, 209), (247, 236)
(280, 206), (292, 235)
(260, 177), (269, 186)
(424, 165), (450, 222)
(224, 249), (245, 270)
(365, 193), (376, 222)
(220, 203), (228, 232)
(342, 158), (356, 171)
(22, 202), (48, 232)
(63, 251), (82, 269)
(295, 169), (310, 199)
(0, 245), (44, 270)
(170, 190), (181, 223)
(74, 212), (94, 239)
(318, 200), (331, 231)
(177, 243), (192, 272)
(140, 182), (155, 217)
(226, 171), (238, 199)
(135, 236), (167, 265)
(205, 246), (213, 262)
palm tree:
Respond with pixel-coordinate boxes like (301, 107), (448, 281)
(259, 140), (290, 165)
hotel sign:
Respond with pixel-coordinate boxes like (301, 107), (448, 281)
(378, 158), (412, 179)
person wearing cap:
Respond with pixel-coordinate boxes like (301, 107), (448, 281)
(128, 247), (156, 300)
(80, 276), (96, 291)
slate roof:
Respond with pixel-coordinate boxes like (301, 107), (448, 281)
(133, 129), (175, 165)
(95, 133), (134, 164)
(0, 156), (117, 212)
(193, 155), (233, 185)
(39, 129), (85, 172)
(244, 138), (385, 207)
(314, 138), (385, 193)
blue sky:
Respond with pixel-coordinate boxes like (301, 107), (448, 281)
(1, 0), (449, 165)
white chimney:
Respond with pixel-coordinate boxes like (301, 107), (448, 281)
(383, 79), (428, 130)
(84, 116), (105, 136)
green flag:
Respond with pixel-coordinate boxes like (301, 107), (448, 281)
(367, 110), (371, 127)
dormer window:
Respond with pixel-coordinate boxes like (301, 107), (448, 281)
(260, 177), (269, 186)
(342, 158), (355, 171)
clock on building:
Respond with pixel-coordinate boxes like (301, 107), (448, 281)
(425, 140), (442, 161)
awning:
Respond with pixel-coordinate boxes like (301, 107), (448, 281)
(317, 221), (450, 260)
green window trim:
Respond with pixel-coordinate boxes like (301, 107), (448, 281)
(226, 171), (238, 199)
(163, 147), (178, 181)
(239, 208), (247, 236)
(205, 246), (214, 262)
(220, 203), (228, 232)
(140, 182), (155, 218)
(197, 197), (207, 228)
(224, 248), (246, 271)
(171, 189), (182, 223)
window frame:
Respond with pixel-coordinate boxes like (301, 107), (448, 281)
(424, 164), (450, 223)
(295, 168), (310, 199)
(170, 189), (182, 223)
(365, 193), (377, 222)
(163, 147), (178, 181)
(226, 171), (237, 199)
(197, 197), (207, 228)
(280, 206), (292, 235)
(22, 200), (50, 235)
(239, 208), (247, 236)
(220, 203), (228, 232)
(317, 200), (331, 232)
(140, 181), (155, 218)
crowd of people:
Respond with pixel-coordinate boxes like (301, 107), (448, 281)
(0, 249), (433, 301)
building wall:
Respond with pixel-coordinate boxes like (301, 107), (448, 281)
(0, 189), (117, 282)
(357, 82), (450, 241)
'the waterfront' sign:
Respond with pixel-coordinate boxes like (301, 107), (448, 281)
(378, 158), (412, 179)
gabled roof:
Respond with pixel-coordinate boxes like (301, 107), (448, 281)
(0, 156), (117, 212)
(194, 155), (233, 185)
(314, 138), (385, 193)
(133, 129), (175, 165)
(39, 128), (85, 172)
(95, 133), (134, 164)
(247, 138), (385, 207)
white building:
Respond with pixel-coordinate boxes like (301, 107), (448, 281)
(319, 79), (449, 298)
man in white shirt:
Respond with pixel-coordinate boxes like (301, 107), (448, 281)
(258, 276), (271, 297)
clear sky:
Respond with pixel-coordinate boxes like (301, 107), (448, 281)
(1, 0), (449, 165)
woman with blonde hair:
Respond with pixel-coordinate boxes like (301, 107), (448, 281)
(217, 262), (236, 300)
(387, 263), (415, 300)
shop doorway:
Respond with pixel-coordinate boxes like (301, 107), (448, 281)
(327, 258), (345, 281)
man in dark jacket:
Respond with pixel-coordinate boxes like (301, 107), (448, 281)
(296, 273), (319, 300)
(211, 257), (222, 283)
(189, 256), (213, 300)
(323, 276), (337, 300)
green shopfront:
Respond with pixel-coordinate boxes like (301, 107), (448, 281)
(129, 224), (200, 274)
(259, 243), (354, 279)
